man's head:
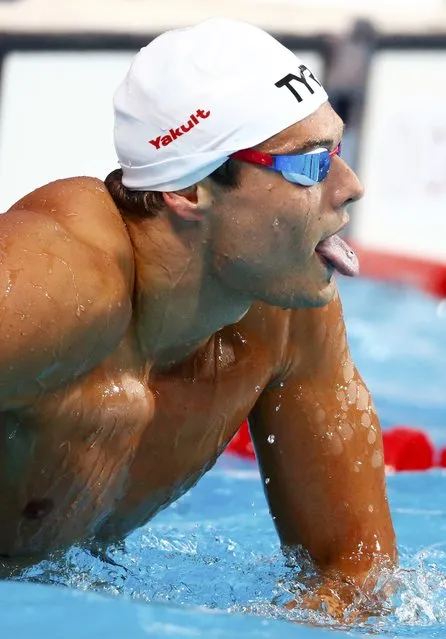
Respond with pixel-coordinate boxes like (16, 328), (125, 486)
(111, 18), (363, 309)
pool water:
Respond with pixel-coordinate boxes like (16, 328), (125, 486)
(4, 276), (446, 639)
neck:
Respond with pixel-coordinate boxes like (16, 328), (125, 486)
(124, 212), (251, 370)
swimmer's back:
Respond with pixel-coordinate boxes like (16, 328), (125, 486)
(0, 176), (134, 408)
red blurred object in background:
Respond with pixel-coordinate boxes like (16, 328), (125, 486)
(227, 419), (255, 459)
(227, 421), (437, 472)
(382, 427), (434, 471)
(438, 447), (446, 468)
(351, 243), (446, 299)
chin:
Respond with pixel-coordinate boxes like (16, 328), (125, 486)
(294, 285), (336, 309)
(293, 265), (338, 309)
(261, 276), (337, 310)
(311, 280), (337, 307)
(301, 259), (338, 307)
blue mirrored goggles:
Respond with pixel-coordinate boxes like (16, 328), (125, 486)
(231, 144), (341, 186)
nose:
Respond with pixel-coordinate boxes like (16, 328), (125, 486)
(331, 157), (364, 208)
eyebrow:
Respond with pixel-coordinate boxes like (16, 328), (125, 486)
(292, 138), (337, 154)
(283, 123), (346, 155)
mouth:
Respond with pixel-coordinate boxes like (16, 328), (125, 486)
(315, 223), (359, 277)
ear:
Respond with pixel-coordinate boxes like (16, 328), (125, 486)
(163, 183), (214, 222)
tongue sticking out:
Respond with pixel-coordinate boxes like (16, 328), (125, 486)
(315, 234), (359, 277)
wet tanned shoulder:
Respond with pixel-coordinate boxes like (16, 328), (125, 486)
(0, 193), (133, 409)
(8, 177), (134, 271)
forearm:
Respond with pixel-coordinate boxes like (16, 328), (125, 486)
(250, 372), (398, 617)
(249, 297), (399, 620)
(279, 516), (398, 579)
(253, 409), (397, 583)
(250, 366), (397, 571)
(272, 459), (398, 616)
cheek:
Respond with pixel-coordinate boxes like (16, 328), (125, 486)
(274, 186), (322, 249)
(213, 179), (323, 257)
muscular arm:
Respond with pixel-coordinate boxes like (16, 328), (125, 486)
(0, 207), (132, 408)
(249, 291), (396, 616)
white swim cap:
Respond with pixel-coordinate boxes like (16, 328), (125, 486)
(113, 18), (328, 192)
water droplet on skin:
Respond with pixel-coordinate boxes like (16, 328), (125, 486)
(347, 380), (357, 405)
(372, 449), (383, 468)
(357, 384), (369, 411)
(267, 435), (275, 444)
(327, 431), (343, 456)
(368, 504), (374, 513)
(338, 422), (354, 441)
(353, 460), (362, 472)
(275, 404), (281, 412)
(255, 385), (261, 393)
(375, 539), (381, 552)
(265, 477), (270, 485)
(279, 382), (284, 388)
(361, 412), (372, 428)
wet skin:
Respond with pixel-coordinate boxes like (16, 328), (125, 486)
(0, 104), (396, 609)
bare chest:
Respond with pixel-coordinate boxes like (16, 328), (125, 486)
(0, 330), (272, 554)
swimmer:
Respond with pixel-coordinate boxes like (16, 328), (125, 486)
(0, 19), (396, 618)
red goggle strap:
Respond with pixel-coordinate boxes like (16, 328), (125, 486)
(230, 149), (274, 167)
(231, 144), (341, 167)
(329, 144), (341, 157)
